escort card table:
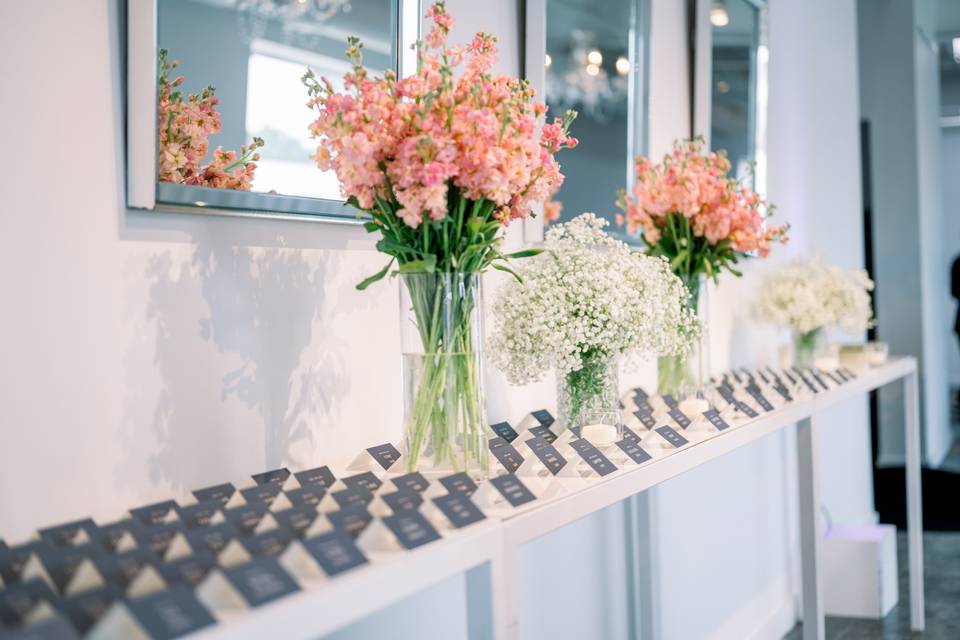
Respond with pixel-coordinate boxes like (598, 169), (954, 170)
(0, 358), (922, 640)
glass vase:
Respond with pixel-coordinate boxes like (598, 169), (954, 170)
(557, 352), (623, 445)
(399, 272), (489, 479)
(793, 327), (826, 369)
(657, 274), (711, 410)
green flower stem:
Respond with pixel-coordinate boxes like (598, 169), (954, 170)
(563, 351), (612, 428)
(657, 274), (701, 397)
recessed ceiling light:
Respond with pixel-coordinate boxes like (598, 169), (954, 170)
(587, 50), (603, 65)
(615, 56), (630, 75)
(710, 1), (729, 27)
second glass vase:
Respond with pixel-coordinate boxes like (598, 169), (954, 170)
(657, 273), (710, 411)
(557, 352), (622, 445)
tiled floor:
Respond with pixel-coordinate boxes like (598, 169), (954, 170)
(784, 533), (960, 639)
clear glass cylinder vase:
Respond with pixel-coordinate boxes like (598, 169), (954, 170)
(556, 352), (623, 445)
(657, 273), (710, 409)
(399, 272), (489, 479)
(793, 327), (827, 369)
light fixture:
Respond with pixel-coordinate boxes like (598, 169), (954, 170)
(546, 30), (628, 122)
(545, 53), (553, 68)
(615, 56), (630, 76)
(716, 79), (730, 94)
(237, 0), (353, 46)
(953, 37), (960, 63)
(585, 63), (600, 76)
(710, 0), (729, 27)
(587, 49), (603, 65)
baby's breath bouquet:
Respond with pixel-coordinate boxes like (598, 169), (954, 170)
(489, 213), (699, 431)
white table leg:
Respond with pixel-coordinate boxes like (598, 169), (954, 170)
(490, 538), (519, 640)
(904, 370), (925, 631)
(797, 416), (824, 640)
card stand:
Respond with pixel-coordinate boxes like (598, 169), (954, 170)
(20, 599), (61, 626)
(513, 454), (545, 480)
(366, 496), (394, 518)
(315, 492), (342, 514)
(553, 429), (579, 449)
(637, 431), (675, 459)
(302, 514), (334, 538)
(217, 539), (253, 568)
(345, 451), (388, 474)
(278, 540), (328, 585)
(125, 565), (167, 598)
(19, 553), (57, 592)
(280, 474), (302, 492)
(222, 491), (248, 510)
(470, 482), (510, 514)
(162, 532), (194, 562)
(196, 570), (252, 617)
(355, 519), (404, 556)
(552, 459), (589, 491)
(418, 500), (452, 531)
(268, 492), (295, 513)
(62, 558), (106, 596)
(252, 513), (280, 535)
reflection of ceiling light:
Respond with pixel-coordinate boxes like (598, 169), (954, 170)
(615, 56), (630, 75)
(545, 53), (553, 68)
(585, 63), (600, 76)
(587, 50), (603, 65)
(717, 79), (730, 93)
(953, 37), (960, 63)
(710, 1), (729, 27)
(237, 0), (353, 46)
(547, 30), (628, 122)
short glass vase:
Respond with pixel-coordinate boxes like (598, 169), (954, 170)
(556, 352), (623, 445)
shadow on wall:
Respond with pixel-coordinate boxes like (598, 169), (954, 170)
(119, 235), (352, 494)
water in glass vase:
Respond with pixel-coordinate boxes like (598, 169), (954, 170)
(399, 272), (489, 479)
(657, 273), (711, 413)
(557, 353), (623, 444)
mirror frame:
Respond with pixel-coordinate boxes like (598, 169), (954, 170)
(126, 0), (421, 223)
(522, 0), (651, 243)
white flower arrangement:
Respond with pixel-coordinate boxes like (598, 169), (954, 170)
(754, 258), (875, 334)
(488, 213), (699, 385)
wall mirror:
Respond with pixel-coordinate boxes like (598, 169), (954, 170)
(525, 0), (650, 240)
(127, 0), (420, 222)
(694, 0), (767, 191)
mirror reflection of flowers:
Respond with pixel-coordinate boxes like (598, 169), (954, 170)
(157, 49), (264, 190)
(302, 1), (578, 287)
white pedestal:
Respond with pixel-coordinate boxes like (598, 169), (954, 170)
(823, 523), (899, 618)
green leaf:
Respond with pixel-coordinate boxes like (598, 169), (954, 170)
(502, 248), (543, 260)
(492, 262), (522, 282)
(397, 255), (437, 273)
(356, 259), (394, 290)
(363, 221), (380, 233)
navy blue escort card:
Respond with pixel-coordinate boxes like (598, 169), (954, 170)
(662, 394), (678, 409)
(331, 486), (374, 510)
(633, 409), (657, 429)
(569, 426), (582, 438)
(489, 437), (524, 473)
(341, 471), (383, 493)
(0, 578), (59, 627)
(731, 369), (743, 383)
(793, 369), (820, 393)
(221, 557), (299, 607)
(380, 490), (424, 514)
(654, 425), (689, 448)
(160, 553), (215, 588)
(382, 511), (442, 550)
(366, 443), (402, 470)
(38, 519), (100, 548)
(439, 472), (478, 496)
(105, 548), (156, 587)
(732, 400), (759, 418)
(126, 586), (216, 638)
(251, 468), (291, 486)
(96, 518), (145, 555)
(526, 425), (557, 444)
(391, 472), (430, 494)
(771, 383), (793, 402)
(38, 545), (102, 593)
(431, 493), (487, 529)
(285, 485), (327, 508)
(6, 615), (80, 640)
(489, 474), (537, 507)
(192, 483), (236, 506)
(327, 506), (373, 539)
(225, 503), (270, 535)
(294, 465), (336, 488)
(824, 370), (844, 385)
(0, 541), (51, 583)
(241, 528), (294, 558)
(756, 369), (770, 384)
(272, 504), (319, 538)
(632, 387), (649, 402)
(667, 407), (692, 429)
(241, 482), (282, 506)
(186, 523), (238, 556)
(129, 500), (178, 526)
(621, 426), (642, 443)
(133, 523), (185, 556)
(177, 500), (224, 529)
(616, 437), (653, 464)
(782, 369), (798, 385)
(703, 408), (730, 431)
(490, 421), (520, 443)
(531, 409), (555, 428)
(61, 585), (120, 634)
(302, 530), (368, 577)
(746, 387), (775, 412)
(569, 439), (618, 476)
(525, 436), (568, 475)
(808, 369), (830, 390)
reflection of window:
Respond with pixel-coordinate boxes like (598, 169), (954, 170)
(245, 40), (384, 200)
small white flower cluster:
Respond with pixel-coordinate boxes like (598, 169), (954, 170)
(754, 258), (875, 334)
(488, 213), (699, 385)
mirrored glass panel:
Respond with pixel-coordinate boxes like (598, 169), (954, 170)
(544, 0), (644, 238)
(708, 0), (760, 184)
(153, 0), (400, 218)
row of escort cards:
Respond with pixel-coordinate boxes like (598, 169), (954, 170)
(0, 364), (856, 639)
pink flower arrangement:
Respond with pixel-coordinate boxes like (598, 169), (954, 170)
(303, 1), (577, 286)
(616, 138), (788, 283)
(157, 49), (263, 191)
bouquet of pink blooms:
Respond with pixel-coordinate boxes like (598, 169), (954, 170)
(303, 1), (577, 287)
(157, 50), (263, 191)
(617, 138), (787, 288)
